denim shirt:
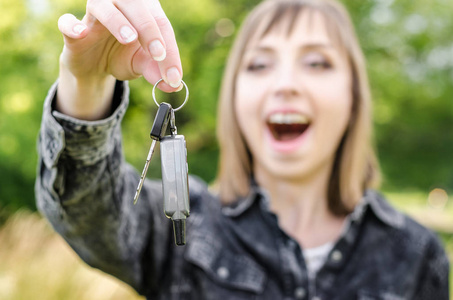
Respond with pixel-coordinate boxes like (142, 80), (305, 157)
(35, 81), (450, 300)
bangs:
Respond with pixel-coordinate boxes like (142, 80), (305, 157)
(254, 1), (347, 54)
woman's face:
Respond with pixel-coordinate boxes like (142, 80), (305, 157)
(235, 11), (352, 182)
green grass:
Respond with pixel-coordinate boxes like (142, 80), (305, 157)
(0, 210), (144, 300)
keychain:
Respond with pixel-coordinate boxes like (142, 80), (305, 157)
(134, 79), (190, 246)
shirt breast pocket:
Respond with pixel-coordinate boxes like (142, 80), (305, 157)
(185, 236), (267, 300)
(358, 289), (407, 300)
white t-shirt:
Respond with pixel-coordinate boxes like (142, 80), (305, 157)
(303, 215), (352, 279)
(304, 242), (334, 279)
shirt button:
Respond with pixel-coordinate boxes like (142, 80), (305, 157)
(331, 250), (343, 262)
(294, 287), (306, 299)
(216, 267), (229, 279)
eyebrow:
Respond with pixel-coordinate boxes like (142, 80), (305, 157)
(251, 43), (334, 54)
(300, 43), (334, 50)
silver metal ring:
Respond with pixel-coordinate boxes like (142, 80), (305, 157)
(152, 78), (189, 112)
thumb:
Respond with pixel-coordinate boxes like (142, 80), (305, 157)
(58, 13), (88, 42)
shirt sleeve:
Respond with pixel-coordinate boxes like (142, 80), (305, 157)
(35, 80), (172, 295)
(413, 232), (450, 300)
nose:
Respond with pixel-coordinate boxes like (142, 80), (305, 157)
(272, 62), (300, 100)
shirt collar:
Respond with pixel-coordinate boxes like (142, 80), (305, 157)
(362, 189), (405, 229)
(221, 185), (267, 217)
(222, 186), (405, 229)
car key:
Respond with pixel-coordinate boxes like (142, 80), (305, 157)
(136, 78), (190, 246)
(133, 102), (172, 204)
(161, 133), (190, 246)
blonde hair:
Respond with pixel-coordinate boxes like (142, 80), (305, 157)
(216, 0), (380, 215)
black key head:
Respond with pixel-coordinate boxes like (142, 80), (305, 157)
(150, 102), (172, 141)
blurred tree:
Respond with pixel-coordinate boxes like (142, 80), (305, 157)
(344, 0), (453, 191)
(0, 0), (451, 212)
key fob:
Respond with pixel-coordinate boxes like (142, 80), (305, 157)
(160, 135), (190, 245)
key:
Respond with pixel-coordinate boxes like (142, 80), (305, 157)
(133, 102), (172, 204)
(161, 134), (190, 246)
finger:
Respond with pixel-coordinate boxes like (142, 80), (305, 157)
(86, 0), (138, 44)
(58, 13), (88, 41)
(132, 49), (180, 93)
(114, 0), (167, 63)
(147, 1), (183, 90)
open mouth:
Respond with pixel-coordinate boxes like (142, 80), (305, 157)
(266, 112), (310, 141)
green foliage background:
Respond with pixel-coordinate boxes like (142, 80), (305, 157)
(0, 0), (452, 213)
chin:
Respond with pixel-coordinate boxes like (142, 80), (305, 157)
(256, 152), (333, 184)
(260, 161), (312, 181)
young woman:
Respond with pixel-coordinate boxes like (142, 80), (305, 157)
(36, 0), (449, 299)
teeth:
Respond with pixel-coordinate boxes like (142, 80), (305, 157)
(268, 113), (309, 124)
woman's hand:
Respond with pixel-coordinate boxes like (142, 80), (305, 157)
(56, 0), (182, 120)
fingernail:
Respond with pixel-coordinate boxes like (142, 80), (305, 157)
(175, 84), (183, 92)
(73, 24), (87, 35)
(166, 67), (181, 88)
(149, 40), (166, 61)
(120, 26), (137, 43)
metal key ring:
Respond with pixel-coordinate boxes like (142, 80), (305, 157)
(152, 78), (189, 112)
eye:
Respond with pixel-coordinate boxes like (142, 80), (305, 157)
(247, 62), (268, 72)
(245, 56), (273, 73)
(308, 60), (331, 69)
(302, 52), (332, 71)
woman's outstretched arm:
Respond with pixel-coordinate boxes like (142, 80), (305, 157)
(35, 0), (185, 294)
